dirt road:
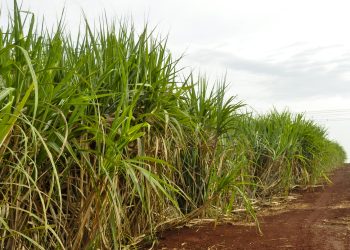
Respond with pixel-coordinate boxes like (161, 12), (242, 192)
(156, 165), (350, 249)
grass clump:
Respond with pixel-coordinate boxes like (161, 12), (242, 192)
(0, 2), (346, 249)
(235, 111), (347, 197)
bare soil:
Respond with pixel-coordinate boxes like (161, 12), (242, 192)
(155, 165), (350, 250)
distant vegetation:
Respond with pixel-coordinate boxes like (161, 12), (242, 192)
(0, 2), (346, 249)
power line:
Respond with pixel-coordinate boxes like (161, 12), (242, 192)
(303, 109), (350, 115)
(312, 118), (350, 122)
(290, 108), (350, 122)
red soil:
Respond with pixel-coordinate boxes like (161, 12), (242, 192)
(155, 165), (350, 250)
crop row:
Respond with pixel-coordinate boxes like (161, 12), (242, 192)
(0, 3), (346, 249)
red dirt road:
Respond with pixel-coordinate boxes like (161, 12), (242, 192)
(156, 165), (350, 250)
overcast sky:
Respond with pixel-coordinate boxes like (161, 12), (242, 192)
(1, 0), (350, 160)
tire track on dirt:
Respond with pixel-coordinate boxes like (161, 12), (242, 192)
(302, 166), (350, 250)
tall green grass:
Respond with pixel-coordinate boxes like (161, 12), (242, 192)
(0, 2), (346, 248)
(235, 110), (347, 197)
